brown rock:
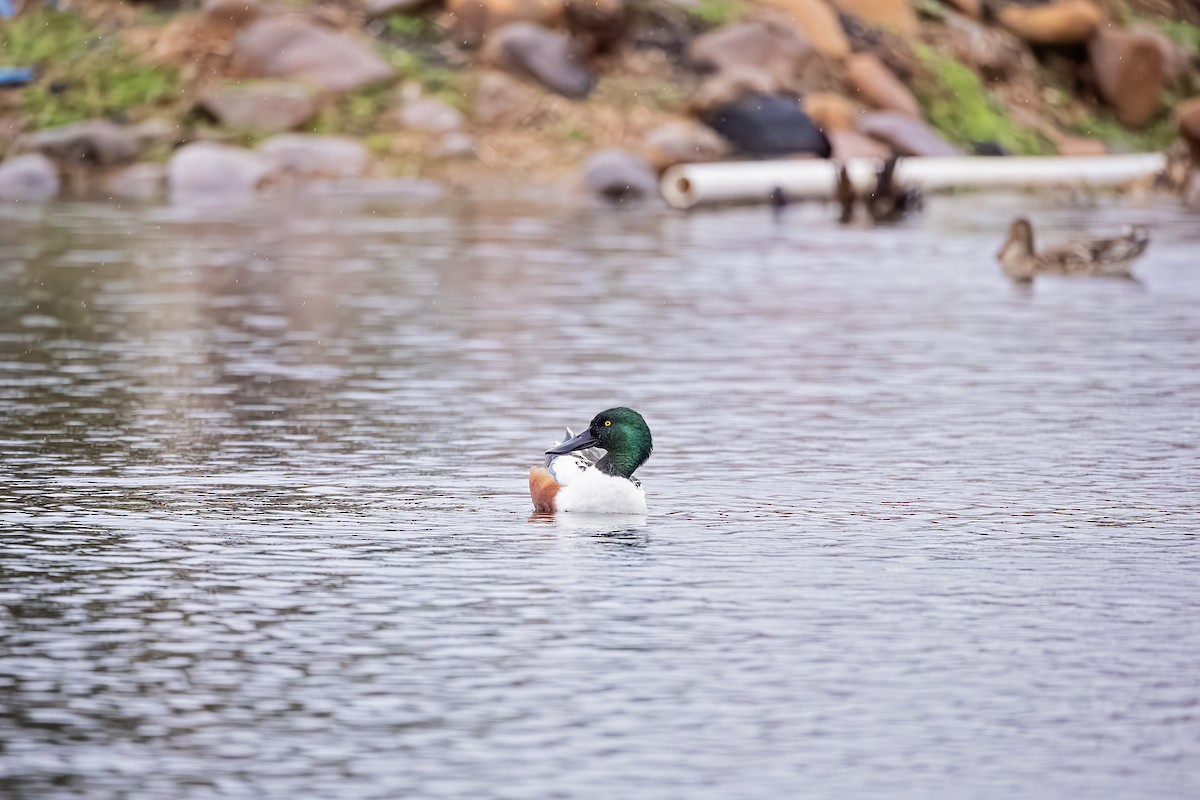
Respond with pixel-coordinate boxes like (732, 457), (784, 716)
(1056, 135), (1107, 156)
(689, 20), (815, 91)
(257, 135), (371, 181)
(1089, 24), (1165, 129)
(860, 112), (958, 156)
(447, 0), (564, 47)
(1175, 96), (1200, 162)
(481, 23), (595, 99)
(995, 0), (1102, 46)
(829, 129), (892, 160)
(199, 81), (318, 133)
(760, 0), (850, 58)
(845, 54), (920, 118)
(233, 15), (395, 93)
(828, 0), (918, 35)
(644, 120), (730, 170)
(1132, 24), (1192, 84)
(803, 93), (862, 132)
(474, 71), (540, 125)
(203, 0), (261, 25)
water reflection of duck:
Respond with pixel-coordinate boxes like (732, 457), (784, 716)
(529, 408), (652, 514)
(836, 157), (921, 224)
(996, 218), (1150, 283)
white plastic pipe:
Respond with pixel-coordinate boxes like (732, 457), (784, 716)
(659, 154), (1168, 209)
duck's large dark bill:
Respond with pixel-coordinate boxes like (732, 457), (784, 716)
(546, 430), (598, 455)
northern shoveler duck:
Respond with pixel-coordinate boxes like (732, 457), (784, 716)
(529, 407), (652, 514)
(997, 217), (1149, 283)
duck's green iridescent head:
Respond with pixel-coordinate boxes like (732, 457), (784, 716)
(546, 407), (652, 479)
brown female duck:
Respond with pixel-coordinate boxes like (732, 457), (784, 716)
(997, 217), (1149, 282)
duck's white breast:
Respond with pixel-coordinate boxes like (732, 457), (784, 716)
(557, 469), (647, 514)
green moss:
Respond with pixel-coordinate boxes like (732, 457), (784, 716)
(686, 0), (747, 28)
(912, 45), (1052, 155)
(1138, 17), (1200, 54)
(1071, 112), (1177, 152)
(385, 14), (444, 42)
(1, 10), (180, 129)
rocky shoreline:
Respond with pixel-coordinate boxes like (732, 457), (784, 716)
(0, 0), (1198, 205)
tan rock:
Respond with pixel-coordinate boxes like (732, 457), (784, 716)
(644, 120), (730, 170)
(447, 0), (564, 47)
(996, 0), (1103, 46)
(829, 129), (892, 160)
(760, 0), (850, 58)
(803, 92), (862, 132)
(1089, 24), (1165, 129)
(845, 54), (920, 118)
(942, 0), (981, 19)
(828, 0), (918, 36)
(1055, 135), (1106, 156)
(233, 15), (395, 93)
(689, 20), (816, 91)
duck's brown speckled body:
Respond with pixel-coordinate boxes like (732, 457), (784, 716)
(997, 218), (1149, 283)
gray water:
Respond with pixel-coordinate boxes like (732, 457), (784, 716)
(0, 192), (1197, 799)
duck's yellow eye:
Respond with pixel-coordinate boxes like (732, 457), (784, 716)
(603, 420), (611, 427)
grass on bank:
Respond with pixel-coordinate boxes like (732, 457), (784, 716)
(912, 44), (1053, 155)
(1, 10), (180, 129)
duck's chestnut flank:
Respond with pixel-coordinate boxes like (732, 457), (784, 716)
(531, 407), (652, 514)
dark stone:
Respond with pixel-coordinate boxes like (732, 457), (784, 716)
(700, 92), (831, 158)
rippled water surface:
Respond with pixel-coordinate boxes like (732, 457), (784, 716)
(1, 193), (1198, 799)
